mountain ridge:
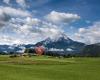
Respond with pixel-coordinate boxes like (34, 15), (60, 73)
(35, 35), (85, 53)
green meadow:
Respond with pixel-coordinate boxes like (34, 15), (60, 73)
(0, 55), (100, 80)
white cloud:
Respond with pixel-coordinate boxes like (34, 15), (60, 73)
(0, 9), (10, 27)
(49, 48), (64, 51)
(0, 35), (32, 45)
(45, 11), (80, 24)
(0, 9), (80, 45)
(75, 21), (100, 44)
(0, 7), (31, 17)
(25, 17), (40, 26)
(16, 0), (27, 8)
(3, 0), (27, 8)
(0, 17), (64, 45)
(3, 0), (10, 4)
(0, 6), (31, 27)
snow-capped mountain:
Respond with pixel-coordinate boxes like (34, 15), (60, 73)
(0, 33), (85, 54)
(35, 34), (85, 53)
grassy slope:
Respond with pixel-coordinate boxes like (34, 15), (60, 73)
(0, 55), (100, 80)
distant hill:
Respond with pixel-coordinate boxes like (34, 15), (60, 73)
(82, 43), (100, 57)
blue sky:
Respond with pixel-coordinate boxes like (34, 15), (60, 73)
(0, 0), (100, 44)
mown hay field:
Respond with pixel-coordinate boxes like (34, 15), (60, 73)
(0, 55), (100, 80)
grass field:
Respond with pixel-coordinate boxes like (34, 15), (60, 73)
(0, 55), (100, 80)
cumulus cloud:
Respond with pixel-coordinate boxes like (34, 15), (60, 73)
(0, 6), (31, 27)
(75, 21), (100, 44)
(0, 11), (10, 27)
(0, 35), (23, 45)
(0, 7), (31, 17)
(0, 16), (64, 44)
(16, 0), (27, 8)
(3, 0), (27, 8)
(0, 7), (80, 44)
(45, 11), (80, 24)
(3, 0), (10, 4)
